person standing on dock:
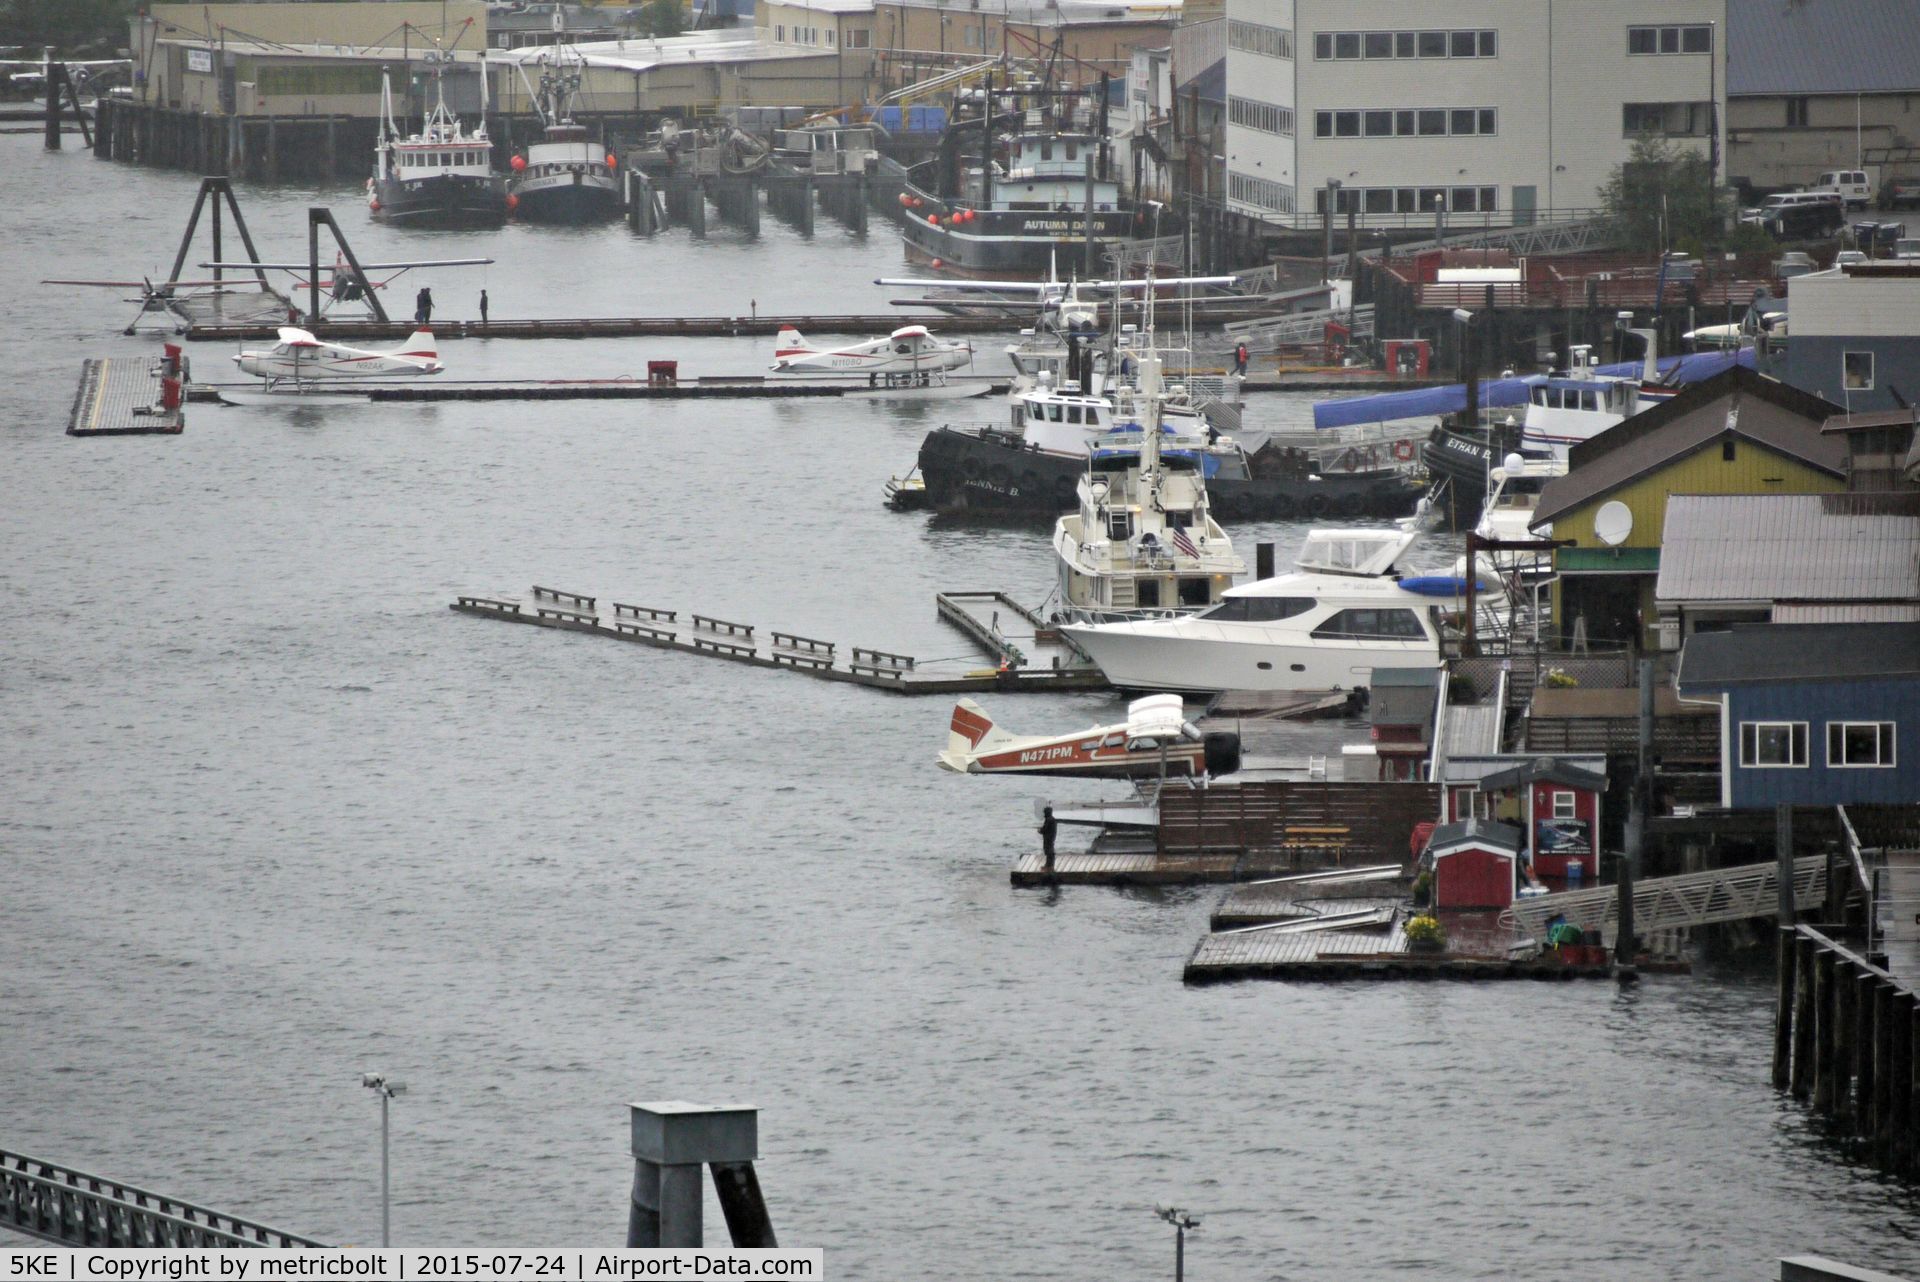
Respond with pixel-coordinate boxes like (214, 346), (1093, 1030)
(415, 287), (433, 326)
(479, 289), (489, 328)
(1040, 804), (1058, 874)
(1233, 342), (1250, 377)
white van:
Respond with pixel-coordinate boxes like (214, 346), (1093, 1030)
(1810, 169), (1875, 210)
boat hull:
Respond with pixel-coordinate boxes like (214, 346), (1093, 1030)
(900, 190), (1139, 276)
(372, 173), (508, 227)
(510, 171), (622, 224)
(914, 427), (1421, 522)
(1059, 623), (1440, 694)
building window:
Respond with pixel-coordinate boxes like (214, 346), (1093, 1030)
(1786, 97), (1810, 127)
(1623, 101), (1711, 137)
(774, 24), (783, 40)
(846, 28), (869, 47)
(1229, 96), (1295, 136)
(1740, 721), (1809, 768)
(1628, 24), (1713, 55)
(1312, 29), (1496, 61)
(1828, 722), (1896, 767)
(1722, 438), (1737, 461)
(1552, 790), (1577, 819)
(1228, 21), (1293, 59)
(1844, 351), (1875, 390)
(826, 28), (835, 45)
(1228, 171), (1295, 213)
(1314, 107), (1495, 139)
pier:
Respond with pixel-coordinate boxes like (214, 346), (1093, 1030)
(66, 351), (186, 437)
(451, 586), (1107, 694)
(0, 1147), (325, 1248)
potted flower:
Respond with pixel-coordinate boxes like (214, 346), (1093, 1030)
(1404, 914), (1447, 954)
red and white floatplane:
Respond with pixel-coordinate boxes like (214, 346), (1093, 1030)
(771, 325), (988, 400)
(937, 694), (1240, 780)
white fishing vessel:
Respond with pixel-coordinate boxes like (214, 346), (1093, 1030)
(1053, 349), (1243, 622)
(1059, 528), (1477, 693)
(368, 66), (507, 227)
(1516, 329), (1661, 457)
(508, 48), (620, 224)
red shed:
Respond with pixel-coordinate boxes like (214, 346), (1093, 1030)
(1480, 758), (1606, 883)
(1426, 819), (1524, 910)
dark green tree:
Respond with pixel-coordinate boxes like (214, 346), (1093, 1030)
(1598, 134), (1726, 254)
(0, 0), (139, 56)
(639, 0), (687, 38)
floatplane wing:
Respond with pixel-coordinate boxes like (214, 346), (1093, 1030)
(200, 258), (495, 272)
(936, 696), (1231, 779)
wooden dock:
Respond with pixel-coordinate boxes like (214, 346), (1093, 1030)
(67, 356), (184, 437)
(183, 314), (1022, 343)
(193, 376), (1005, 404)
(451, 586), (1108, 695)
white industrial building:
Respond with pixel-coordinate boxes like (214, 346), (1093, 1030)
(1221, 0), (1727, 227)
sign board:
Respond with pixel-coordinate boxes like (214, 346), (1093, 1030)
(186, 47), (213, 73)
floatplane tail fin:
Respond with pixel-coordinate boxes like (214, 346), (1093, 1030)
(938, 698), (1015, 772)
(774, 326), (808, 356)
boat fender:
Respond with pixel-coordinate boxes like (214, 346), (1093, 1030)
(1343, 453), (1358, 472)
(1393, 439), (1416, 462)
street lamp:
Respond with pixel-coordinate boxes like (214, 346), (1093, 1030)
(1156, 1206), (1200, 1281)
(361, 1073), (407, 1247)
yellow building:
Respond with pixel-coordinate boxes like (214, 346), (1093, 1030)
(1529, 368), (1848, 652)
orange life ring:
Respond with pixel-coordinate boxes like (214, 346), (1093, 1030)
(1392, 439), (1416, 462)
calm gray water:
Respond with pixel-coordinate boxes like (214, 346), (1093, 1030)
(3, 135), (1916, 1279)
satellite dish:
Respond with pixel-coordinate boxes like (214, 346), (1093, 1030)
(1594, 500), (1634, 547)
(1503, 452), (1526, 474)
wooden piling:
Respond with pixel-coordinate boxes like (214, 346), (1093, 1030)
(1813, 950), (1837, 1114)
(1873, 982), (1895, 1162)
(1855, 969), (1878, 1138)
(1826, 956), (1852, 1119)
(1792, 934), (1816, 1099)
(1774, 926), (1796, 1089)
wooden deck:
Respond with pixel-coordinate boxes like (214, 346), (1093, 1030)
(1010, 850), (1243, 887)
(1184, 909), (1618, 983)
(67, 358), (183, 437)
(452, 588), (1109, 696)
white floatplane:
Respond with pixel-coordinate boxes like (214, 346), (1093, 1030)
(772, 324), (972, 376)
(217, 327), (443, 403)
(937, 694), (1240, 780)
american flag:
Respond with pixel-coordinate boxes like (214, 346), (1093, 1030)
(1171, 527), (1200, 559)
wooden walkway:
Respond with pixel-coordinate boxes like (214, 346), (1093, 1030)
(67, 358), (183, 437)
(453, 587), (1108, 696)
(1010, 849), (1242, 887)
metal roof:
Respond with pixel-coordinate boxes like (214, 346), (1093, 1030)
(1533, 369), (1847, 528)
(1441, 702), (1504, 758)
(1679, 622), (1920, 688)
(1656, 492), (1920, 604)
(1429, 819), (1524, 854)
(1727, 0), (1920, 97)
(1773, 601), (1920, 623)
(1480, 758), (1608, 794)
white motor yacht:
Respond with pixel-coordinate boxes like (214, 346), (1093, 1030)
(1053, 351), (1244, 622)
(1516, 328), (1666, 458)
(1060, 528), (1475, 693)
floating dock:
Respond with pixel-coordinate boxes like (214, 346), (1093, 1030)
(183, 314), (1017, 342)
(451, 586), (1108, 695)
(1184, 871), (1617, 983)
(67, 354), (185, 437)
(194, 375), (1006, 404)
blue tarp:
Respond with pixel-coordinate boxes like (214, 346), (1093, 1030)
(1311, 348), (1757, 430)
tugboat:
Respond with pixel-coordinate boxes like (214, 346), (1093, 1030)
(906, 331), (1421, 522)
(899, 78), (1139, 277)
(368, 66), (508, 228)
(1052, 348), (1245, 622)
(508, 48), (621, 224)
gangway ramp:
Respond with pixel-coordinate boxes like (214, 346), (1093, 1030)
(1501, 855), (1828, 941)
(0, 1147), (326, 1247)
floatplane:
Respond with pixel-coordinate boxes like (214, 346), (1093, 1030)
(937, 694), (1240, 780)
(770, 324), (985, 399)
(216, 327), (443, 405)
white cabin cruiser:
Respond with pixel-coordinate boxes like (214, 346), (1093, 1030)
(1053, 351), (1243, 622)
(1060, 528), (1476, 693)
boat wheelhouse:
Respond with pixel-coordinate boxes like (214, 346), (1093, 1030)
(508, 51), (621, 224)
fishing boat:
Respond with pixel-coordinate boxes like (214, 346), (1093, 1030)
(508, 48), (620, 224)
(1053, 348), (1244, 622)
(1059, 528), (1477, 694)
(899, 82), (1139, 277)
(368, 67), (507, 228)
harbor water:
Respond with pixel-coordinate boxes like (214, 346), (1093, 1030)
(2, 136), (1917, 1278)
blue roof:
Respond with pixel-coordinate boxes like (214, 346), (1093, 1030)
(1312, 349), (1755, 430)
(1727, 0), (1920, 96)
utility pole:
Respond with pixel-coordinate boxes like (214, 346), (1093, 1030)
(362, 1073), (408, 1247)
(1157, 1207), (1199, 1281)
(1618, 657), (1654, 979)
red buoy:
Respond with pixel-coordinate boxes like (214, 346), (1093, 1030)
(369, 198), (381, 212)
(930, 258), (943, 268)
(506, 193), (519, 211)
(510, 154), (527, 172)
(605, 152), (617, 169)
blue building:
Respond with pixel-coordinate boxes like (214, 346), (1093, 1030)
(1678, 622), (1920, 808)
